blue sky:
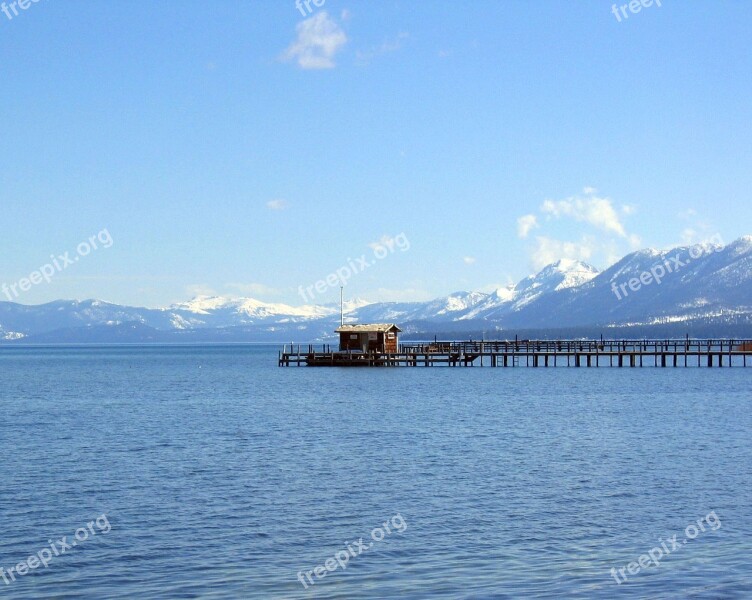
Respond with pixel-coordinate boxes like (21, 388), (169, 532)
(1, 0), (751, 308)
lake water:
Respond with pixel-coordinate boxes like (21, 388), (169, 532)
(1, 345), (751, 599)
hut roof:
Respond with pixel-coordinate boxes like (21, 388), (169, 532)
(335, 323), (402, 333)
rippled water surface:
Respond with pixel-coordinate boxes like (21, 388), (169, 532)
(1, 345), (751, 599)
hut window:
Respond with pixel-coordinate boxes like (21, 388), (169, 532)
(350, 334), (358, 340)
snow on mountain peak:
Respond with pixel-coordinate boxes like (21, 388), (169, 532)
(634, 248), (662, 258)
(169, 296), (334, 319)
(169, 296), (235, 314)
(519, 260), (600, 293)
(550, 260), (600, 290)
(234, 298), (334, 319)
(323, 297), (373, 312)
(727, 235), (752, 256)
(441, 291), (487, 312)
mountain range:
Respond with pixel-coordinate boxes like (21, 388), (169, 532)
(2, 236), (752, 343)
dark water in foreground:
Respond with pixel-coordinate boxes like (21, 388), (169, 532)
(1, 345), (751, 599)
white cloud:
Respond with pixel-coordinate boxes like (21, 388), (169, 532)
(266, 199), (288, 211)
(517, 214), (539, 239)
(463, 256), (476, 265)
(672, 209), (718, 248)
(680, 228), (699, 245)
(282, 12), (347, 70)
(541, 193), (627, 238)
(517, 187), (644, 272)
(628, 233), (642, 249)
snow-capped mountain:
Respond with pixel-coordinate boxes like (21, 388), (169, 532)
(2, 237), (751, 342)
(349, 291), (490, 323)
(346, 260), (601, 324)
(166, 296), (336, 327)
(467, 259), (600, 320)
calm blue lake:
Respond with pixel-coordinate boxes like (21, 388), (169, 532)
(1, 345), (751, 598)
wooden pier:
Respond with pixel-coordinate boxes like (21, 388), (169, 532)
(279, 338), (752, 368)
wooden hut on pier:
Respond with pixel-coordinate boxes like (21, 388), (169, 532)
(335, 324), (401, 354)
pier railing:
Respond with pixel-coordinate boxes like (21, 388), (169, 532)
(399, 338), (752, 355)
(279, 338), (752, 367)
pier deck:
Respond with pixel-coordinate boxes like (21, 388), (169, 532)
(279, 339), (752, 368)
